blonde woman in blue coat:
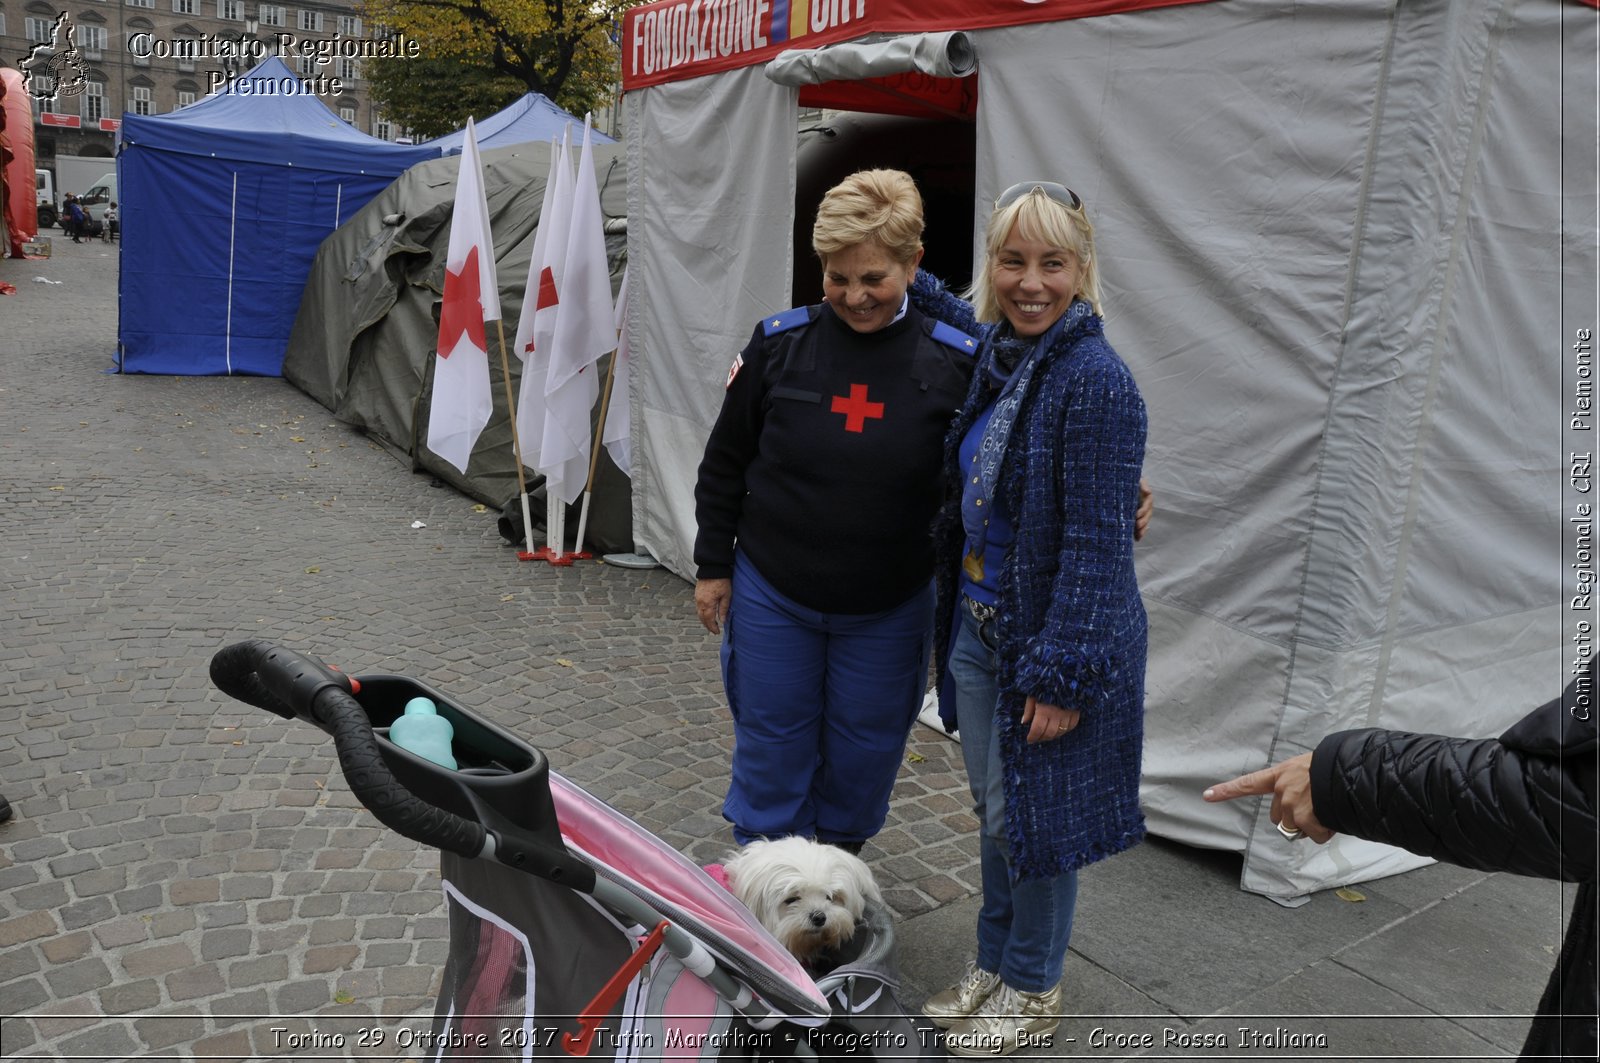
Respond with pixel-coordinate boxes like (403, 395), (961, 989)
(912, 182), (1149, 1056)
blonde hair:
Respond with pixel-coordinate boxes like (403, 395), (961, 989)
(968, 187), (1104, 319)
(811, 169), (925, 266)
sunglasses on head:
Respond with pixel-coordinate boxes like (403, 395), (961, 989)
(994, 181), (1082, 212)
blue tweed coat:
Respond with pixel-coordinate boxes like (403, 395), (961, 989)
(912, 271), (1149, 881)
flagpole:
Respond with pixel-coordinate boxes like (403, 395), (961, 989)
(572, 337), (621, 558)
(547, 492), (564, 560)
(492, 319), (536, 558)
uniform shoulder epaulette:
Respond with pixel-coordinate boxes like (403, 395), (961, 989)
(761, 306), (813, 337)
(929, 320), (980, 356)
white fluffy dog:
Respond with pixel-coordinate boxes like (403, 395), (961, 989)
(724, 837), (882, 967)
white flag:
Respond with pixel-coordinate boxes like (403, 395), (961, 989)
(539, 117), (616, 505)
(511, 136), (569, 472)
(602, 265), (632, 476)
(425, 117), (497, 474)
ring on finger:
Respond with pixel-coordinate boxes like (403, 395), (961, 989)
(1275, 820), (1304, 841)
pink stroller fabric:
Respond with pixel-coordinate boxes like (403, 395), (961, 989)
(550, 772), (829, 1013)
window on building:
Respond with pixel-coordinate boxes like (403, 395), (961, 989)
(373, 115), (391, 141)
(125, 18), (155, 67)
(83, 81), (105, 121)
(336, 14), (360, 36)
(77, 24), (109, 59)
(337, 57), (357, 82)
(258, 4), (284, 27)
(218, 0), (241, 18)
(177, 89), (196, 108)
(25, 16), (54, 43)
(126, 0), (155, 7)
(295, 55), (315, 76)
(0, 13), (7, 35)
(175, 38), (198, 72)
(297, 9), (322, 31)
(37, 92), (57, 116)
(131, 85), (152, 116)
(339, 105), (355, 125)
(172, 0), (196, 13)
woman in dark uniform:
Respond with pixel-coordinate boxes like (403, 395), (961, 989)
(693, 169), (978, 850)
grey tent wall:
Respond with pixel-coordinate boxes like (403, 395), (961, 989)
(282, 142), (635, 554)
(973, 0), (1589, 899)
(625, 67), (800, 578)
(617, 0), (1595, 897)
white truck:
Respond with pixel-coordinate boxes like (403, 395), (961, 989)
(54, 155), (117, 200)
(35, 169), (56, 229)
(76, 172), (118, 224)
(37, 156), (117, 228)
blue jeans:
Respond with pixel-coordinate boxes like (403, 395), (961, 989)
(948, 604), (1078, 993)
(721, 551), (934, 845)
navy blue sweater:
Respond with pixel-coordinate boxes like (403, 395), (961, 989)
(694, 304), (973, 614)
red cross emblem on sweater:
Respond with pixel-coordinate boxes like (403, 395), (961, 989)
(830, 384), (884, 433)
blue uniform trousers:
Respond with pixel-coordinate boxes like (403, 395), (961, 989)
(721, 550), (934, 845)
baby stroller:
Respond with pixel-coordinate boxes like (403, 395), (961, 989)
(210, 641), (943, 1060)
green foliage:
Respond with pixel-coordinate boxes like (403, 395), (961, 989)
(362, 0), (641, 137)
(364, 54), (526, 140)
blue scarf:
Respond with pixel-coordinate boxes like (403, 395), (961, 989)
(974, 301), (1093, 507)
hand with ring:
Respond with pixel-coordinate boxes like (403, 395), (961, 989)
(1020, 696), (1081, 744)
(1201, 753), (1334, 844)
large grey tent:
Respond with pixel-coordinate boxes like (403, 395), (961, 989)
(281, 140), (632, 551)
(617, 0), (1598, 901)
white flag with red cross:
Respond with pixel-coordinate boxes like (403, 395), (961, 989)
(425, 118), (499, 474)
(512, 135), (570, 472)
(538, 118), (616, 505)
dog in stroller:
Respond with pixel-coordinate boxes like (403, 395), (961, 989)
(210, 641), (944, 1061)
(724, 837), (882, 970)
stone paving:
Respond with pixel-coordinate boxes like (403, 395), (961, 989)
(0, 239), (1578, 1062)
(0, 239), (983, 1061)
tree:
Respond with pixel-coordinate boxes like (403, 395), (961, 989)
(362, 0), (641, 139)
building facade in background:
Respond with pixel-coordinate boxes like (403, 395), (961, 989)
(2, 0), (402, 166)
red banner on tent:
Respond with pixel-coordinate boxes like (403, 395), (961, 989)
(620, 0), (1213, 92)
(798, 71), (977, 120)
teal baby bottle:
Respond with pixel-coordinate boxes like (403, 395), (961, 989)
(388, 696), (457, 770)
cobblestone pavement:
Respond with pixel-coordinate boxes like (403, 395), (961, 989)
(0, 241), (1575, 1062)
(0, 240), (984, 1061)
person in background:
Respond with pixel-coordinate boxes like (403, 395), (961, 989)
(693, 169), (976, 852)
(62, 195), (85, 243)
(1204, 659), (1596, 1061)
(103, 201), (119, 243)
(910, 181), (1149, 1055)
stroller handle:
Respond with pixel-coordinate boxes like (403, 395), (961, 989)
(210, 640), (490, 861)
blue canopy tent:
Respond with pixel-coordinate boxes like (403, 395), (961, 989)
(422, 93), (615, 155)
(117, 57), (434, 375)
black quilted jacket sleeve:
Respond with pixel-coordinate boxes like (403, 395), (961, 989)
(1308, 665), (1597, 884)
